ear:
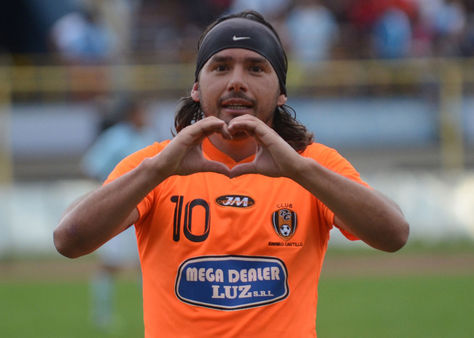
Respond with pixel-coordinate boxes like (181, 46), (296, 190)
(277, 93), (287, 106)
(191, 82), (200, 102)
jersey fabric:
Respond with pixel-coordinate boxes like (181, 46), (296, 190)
(105, 137), (368, 338)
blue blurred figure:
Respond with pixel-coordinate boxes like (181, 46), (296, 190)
(286, 0), (338, 64)
(50, 6), (116, 63)
(372, 8), (412, 59)
(82, 99), (155, 181)
(81, 98), (155, 329)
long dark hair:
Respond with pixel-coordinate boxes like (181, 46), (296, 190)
(174, 10), (314, 152)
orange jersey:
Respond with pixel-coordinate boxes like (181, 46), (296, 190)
(105, 138), (367, 337)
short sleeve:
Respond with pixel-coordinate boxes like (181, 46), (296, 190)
(103, 141), (169, 223)
(303, 144), (370, 241)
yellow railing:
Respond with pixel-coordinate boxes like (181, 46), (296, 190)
(1, 58), (473, 182)
(0, 67), (12, 184)
(2, 58), (473, 93)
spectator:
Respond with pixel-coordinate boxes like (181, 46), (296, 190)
(229, 0), (291, 20)
(50, 7), (116, 63)
(83, 0), (142, 59)
(286, 0), (339, 64)
(432, 0), (467, 56)
(460, 14), (474, 56)
(411, 5), (435, 57)
(345, 0), (417, 58)
(181, 0), (232, 27)
(372, 7), (412, 59)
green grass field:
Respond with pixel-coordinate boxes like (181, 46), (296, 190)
(317, 274), (474, 338)
(1, 274), (473, 337)
(0, 280), (143, 338)
(1, 247), (473, 337)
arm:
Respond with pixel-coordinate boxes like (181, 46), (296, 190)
(54, 117), (232, 258)
(54, 159), (159, 258)
(293, 159), (409, 252)
(228, 115), (409, 252)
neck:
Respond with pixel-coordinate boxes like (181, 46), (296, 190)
(208, 133), (257, 162)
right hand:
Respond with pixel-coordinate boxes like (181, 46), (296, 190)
(152, 116), (232, 178)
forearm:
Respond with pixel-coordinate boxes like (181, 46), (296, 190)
(292, 158), (409, 252)
(54, 158), (163, 258)
(54, 118), (234, 258)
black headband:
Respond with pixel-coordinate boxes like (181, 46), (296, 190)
(195, 17), (287, 94)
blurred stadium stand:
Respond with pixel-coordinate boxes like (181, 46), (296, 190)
(1, 58), (473, 181)
(1, 0), (474, 254)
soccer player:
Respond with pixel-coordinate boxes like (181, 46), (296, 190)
(54, 10), (409, 337)
(81, 98), (152, 328)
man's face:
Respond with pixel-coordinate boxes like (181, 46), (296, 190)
(191, 48), (287, 126)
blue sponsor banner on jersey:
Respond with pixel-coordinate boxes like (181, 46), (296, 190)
(175, 255), (289, 310)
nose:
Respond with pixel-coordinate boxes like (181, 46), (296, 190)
(227, 66), (248, 92)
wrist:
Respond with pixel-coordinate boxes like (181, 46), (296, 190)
(140, 157), (169, 187)
(289, 157), (321, 184)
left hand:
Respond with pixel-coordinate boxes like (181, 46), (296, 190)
(227, 115), (409, 252)
(227, 115), (303, 178)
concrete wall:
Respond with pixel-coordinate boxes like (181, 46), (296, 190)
(8, 96), (474, 160)
(1, 171), (473, 256)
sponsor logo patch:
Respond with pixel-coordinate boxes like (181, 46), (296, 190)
(175, 255), (288, 310)
(272, 208), (297, 240)
(216, 195), (255, 208)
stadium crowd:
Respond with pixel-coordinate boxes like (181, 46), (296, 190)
(1, 0), (473, 65)
(134, 0), (474, 61)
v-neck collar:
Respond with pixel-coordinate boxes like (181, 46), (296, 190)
(202, 137), (255, 169)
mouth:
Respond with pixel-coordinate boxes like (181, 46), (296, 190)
(220, 98), (255, 118)
(223, 104), (251, 110)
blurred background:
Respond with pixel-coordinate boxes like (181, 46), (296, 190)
(0, 0), (473, 337)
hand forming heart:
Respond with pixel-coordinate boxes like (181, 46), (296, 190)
(153, 115), (302, 180)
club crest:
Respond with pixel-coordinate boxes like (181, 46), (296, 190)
(272, 208), (297, 240)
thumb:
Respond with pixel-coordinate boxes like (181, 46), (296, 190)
(230, 163), (257, 178)
(200, 160), (232, 177)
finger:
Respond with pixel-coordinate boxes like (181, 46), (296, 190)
(228, 125), (256, 142)
(200, 160), (231, 177)
(230, 162), (257, 178)
(192, 117), (232, 140)
(227, 118), (257, 134)
(227, 116), (273, 142)
(205, 123), (232, 140)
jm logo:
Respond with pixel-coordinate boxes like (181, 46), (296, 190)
(216, 195), (255, 208)
(223, 196), (249, 207)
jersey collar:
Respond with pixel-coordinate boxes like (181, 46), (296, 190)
(202, 137), (255, 169)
